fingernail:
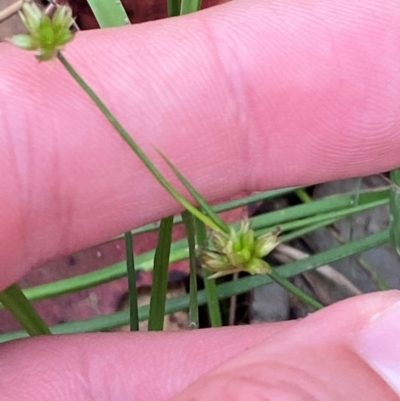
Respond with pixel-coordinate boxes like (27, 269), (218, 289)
(354, 300), (400, 396)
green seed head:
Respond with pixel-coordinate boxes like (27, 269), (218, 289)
(11, 2), (75, 61)
(200, 220), (280, 278)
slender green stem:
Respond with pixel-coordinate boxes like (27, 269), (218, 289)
(0, 230), (388, 342)
(125, 231), (139, 331)
(86, 0), (130, 28)
(2, 200), (382, 307)
(349, 178), (363, 241)
(180, 0), (202, 15)
(0, 284), (51, 336)
(182, 211), (199, 328)
(268, 270), (323, 310)
(57, 52), (221, 233)
(390, 168), (400, 255)
(296, 184), (388, 290)
(148, 216), (174, 331)
(167, 0), (181, 17)
(159, 151), (229, 232)
(196, 218), (222, 326)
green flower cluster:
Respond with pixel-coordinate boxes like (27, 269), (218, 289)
(200, 220), (280, 279)
(11, 2), (74, 61)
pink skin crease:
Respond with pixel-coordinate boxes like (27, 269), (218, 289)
(1, 0), (400, 400)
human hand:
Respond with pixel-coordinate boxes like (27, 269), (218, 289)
(1, 0), (400, 399)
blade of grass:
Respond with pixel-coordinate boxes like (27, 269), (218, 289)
(57, 52), (221, 233)
(86, 0), (130, 28)
(390, 168), (400, 255)
(196, 217), (222, 326)
(125, 231), (139, 331)
(158, 150), (229, 232)
(4, 195), (385, 307)
(148, 216), (174, 331)
(349, 178), (363, 241)
(0, 229), (388, 342)
(268, 270), (323, 310)
(115, 187), (300, 238)
(167, 0), (181, 17)
(180, 0), (202, 15)
(251, 188), (389, 231)
(0, 284), (51, 336)
(182, 211), (199, 328)
(295, 185), (388, 290)
(253, 195), (388, 234)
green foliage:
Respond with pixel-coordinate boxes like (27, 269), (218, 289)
(0, 284), (51, 336)
(86, 0), (130, 28)
(148, 216), (174, 331)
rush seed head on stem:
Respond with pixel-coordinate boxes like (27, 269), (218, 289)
(199, 221), (281, 279)
(11, 1), (75, 61)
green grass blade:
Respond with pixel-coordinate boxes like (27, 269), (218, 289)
(251, 188), (389, 231)
(390, 168), (400, 255)
(168, 0), (181, 16)
(219, 230), (389, 298)
(268, 270), (323, 310)
(196, 217), (222, 326)
(0, 284), (51, 336)
(349, 178), (363, 241)
(86, 0), (130, 28)
(158, 150), (229, 232)
(3, 194), (384, 306)
(57, 52), (221, 233)
(0, 229), (388, 341)
(125, 231), (139, 331)
(180, 0), (202, 15)
(182, 211), (199, 328)
(148, 216), (174, 331)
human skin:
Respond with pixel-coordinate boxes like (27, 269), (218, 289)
(1, 0), (400, 399)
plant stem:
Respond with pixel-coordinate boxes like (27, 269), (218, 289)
(0, 284), (51, 336)
(56, 52), (221, 233)
(148, 216), (174, 330)
(196, 218), (222, 326)
(182, 211), (199, 328)
(167, 0), (181, 16)
(390, 168), (400, 255)
(268, 270), (323, 310)
(125, 231), (139, 331)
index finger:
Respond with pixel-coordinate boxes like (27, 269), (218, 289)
(1, 0), (400, 289)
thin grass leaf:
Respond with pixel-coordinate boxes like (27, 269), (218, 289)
(196, 217), (222, 326)
(3, 194), (385, 307)
(57, 53), (221, 233)
(182, 211), (199, 328)
(148, 216), (174, 331)
(268, 270), (323, 310)
(167, 0), (181, 16)
(295, 182), (387, 290)
(125, 231), (139, 331)
(390, 168), (400, 255)
(158, 150), (229, 233)
(119, 187), (300, 238)
(180, 0), (202, 15)
(0, 229), (388, 342)
(218, 229), (389, 298)
(349, 178), (363, 241)
(0, 284), (51, 336)
(86, 0), (130, 28)
(251, 188), (389, 231)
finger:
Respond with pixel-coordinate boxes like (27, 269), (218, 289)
(1, 291), (399, 400)
(1, 0), (400, 288)
(171, 290), (400, 401)
(0, 320), (288, 401)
